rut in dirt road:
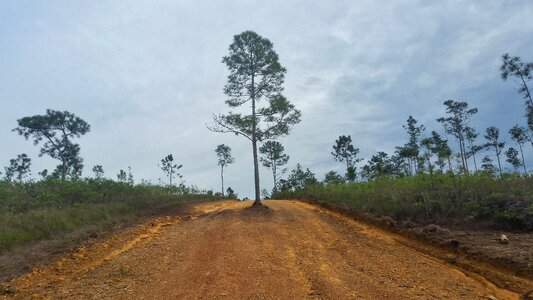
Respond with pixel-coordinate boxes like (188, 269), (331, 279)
(3, 200), (530, 299)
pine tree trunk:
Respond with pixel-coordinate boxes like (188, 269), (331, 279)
(518, 143), (527, 173)
(252, 136), (261, 205)
(251, 74), (262, 206)
(221, 165), (224, 196)
(495, 150), (503, 177)
(520, 75), (533, 107)
(461, 138), (469, 174)
(272, 162), (277, 194)
(426, 154), (433, 175)
(61, 156), (67, 180)
(468, 140), (478, 172)
(458, 137), (467, 175)
(346, 160), (350, 182)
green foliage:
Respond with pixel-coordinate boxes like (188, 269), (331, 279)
(396, 116), (425, 174)
(484, 126), (505, 176)
(501, 54), (533, 105)
(92, 165), (105, 179)
(4, 153), (31, 182)
(278, 163), (318, 192)
(501, 54), (533, 131)
(215, 144), (234, 167)
(159, 154), (183, 186)
(117, 170), (127, 182)
(274, 173), (533, 231)
(437, 100), (478, 174)
(361, 151), (403, 179)
(427, 131), (453, 172)
(38, 169), (48, 179)
(13, 109), (90, 180)
(509, 124), (530, 145)
(226, 187), (237, 199)
(509, 124), (530, 173)
(331, 135), (362, 182)
(0, 179), (221, 253)
(505, 147), (521, 171)
(481, 155), (497, 176)
(209, 31), (301, 141)
(323, 171), (345, 185)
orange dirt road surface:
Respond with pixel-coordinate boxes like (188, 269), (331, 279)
(2, 200), (531, 299)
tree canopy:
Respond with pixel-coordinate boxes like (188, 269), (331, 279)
(4, 153), (31, 182)
(13, 109), (90, 180)
(501, 54), (533, 131)
(437, 100), (478, 174)
(331, 135), (362, 181)
(484, 126), (505, 176)
(159, 154), (183, 186)
(396, 116), (425, 174)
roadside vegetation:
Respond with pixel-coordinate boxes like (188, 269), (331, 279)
(0, 179), (226, 253)
(274, 173), (533, 230)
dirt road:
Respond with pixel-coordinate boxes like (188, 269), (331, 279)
(3, 200), (531, 299)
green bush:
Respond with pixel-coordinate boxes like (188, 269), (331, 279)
(273, 173), (533, 230)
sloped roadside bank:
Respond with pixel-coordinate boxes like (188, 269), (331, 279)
(0, 194), (228, 283)
(282, 197), (533, 295)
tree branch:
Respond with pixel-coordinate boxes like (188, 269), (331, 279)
(207, 115), (252, 142)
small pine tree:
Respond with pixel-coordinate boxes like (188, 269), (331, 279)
(484, 126), (505, 176)
(159, 154), (183, 186)
(505, 147), (521, 172)
(117, 169), (127, 182)
(332, 135), (362, 182)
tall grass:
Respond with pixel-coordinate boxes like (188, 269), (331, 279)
(274, 173), (533, 230)
(0, 179), (223, 253)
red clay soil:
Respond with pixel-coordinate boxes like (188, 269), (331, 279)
(1, 200), (532, 299)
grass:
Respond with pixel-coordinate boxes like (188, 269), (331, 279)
(0, 179), (226, 253)
(273, 173), (533, 230)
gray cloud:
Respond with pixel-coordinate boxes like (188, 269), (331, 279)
(1, 1), (533, 196)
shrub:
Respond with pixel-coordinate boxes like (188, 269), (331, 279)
(273, 173), (533, 230)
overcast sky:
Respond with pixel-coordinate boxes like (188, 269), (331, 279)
(1, 1), (532, 197)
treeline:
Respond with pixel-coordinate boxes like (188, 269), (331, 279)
(268, 99), (532, 194)
(269, 54), (533, 230)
